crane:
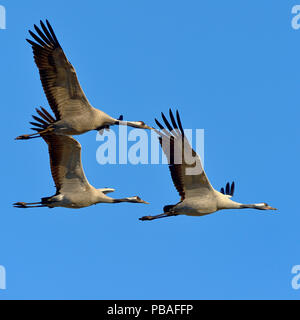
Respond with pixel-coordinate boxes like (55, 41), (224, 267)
(16, 20), (153, 141)
(140, 110), (276, 221)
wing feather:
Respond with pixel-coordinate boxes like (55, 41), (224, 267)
(42, 134), (91, 194)
(27, 20), (92, 120)
(156, 110), (213, 201)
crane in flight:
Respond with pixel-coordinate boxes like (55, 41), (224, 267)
(14, 124), (149, 209)
(140, 110), (277, 221)
(16, 20), (153, 141)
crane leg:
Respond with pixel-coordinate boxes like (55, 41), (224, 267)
(13, 202), (47, 208)
(139, 213), (178, 221)
(15, 134), (41, 140)
(15, 128), (53, 140)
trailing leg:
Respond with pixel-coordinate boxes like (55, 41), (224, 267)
(139, 212), (178, 221)
(13, 202), (47, 209)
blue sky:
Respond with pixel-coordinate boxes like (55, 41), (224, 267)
(0, 0), (299, 300)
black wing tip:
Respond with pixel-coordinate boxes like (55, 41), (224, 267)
(154, 109), (184, 139)
(45, 19), (60, 46)
(45, 19), (52, 28)
(30, 121), (44, 127)
(168, 108), (175, 119)
(161, 112), (174, 132)
(27, 19), (59, 48)
(226, 183), (230, 195)
(157, 109), (183, 132)
(231, 181), (235, 196)
(26, 38), (36, 46)
(155, 118), (164, 130)
(222, 181), (235, 196)
(40, 19), (47, 27)
(175, 110), (184, 135)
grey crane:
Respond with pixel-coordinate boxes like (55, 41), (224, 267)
(16, 20), (153, 141)
(14, 129), (149, 209)
(140, 110), (277, 221)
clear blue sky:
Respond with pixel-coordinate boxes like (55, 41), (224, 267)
(0, 0), (299, 300)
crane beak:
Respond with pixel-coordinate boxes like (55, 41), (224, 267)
(144, 125), (155, 130)
(135, 196), (150, 204)
(139, 199), (150, 205)
(265, 205), (277, 211)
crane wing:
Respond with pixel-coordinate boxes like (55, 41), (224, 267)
(27, 20), (92, 120)
(155, 110), (214, 201)
(220, 182), (235, 197)
(42, 134), (91, 194)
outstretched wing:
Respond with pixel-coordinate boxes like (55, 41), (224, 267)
(42, 134), (91, 194)
(220, 182), (235, 197)
(155, 110), (214, 201)
(27, 20), (92, 120)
